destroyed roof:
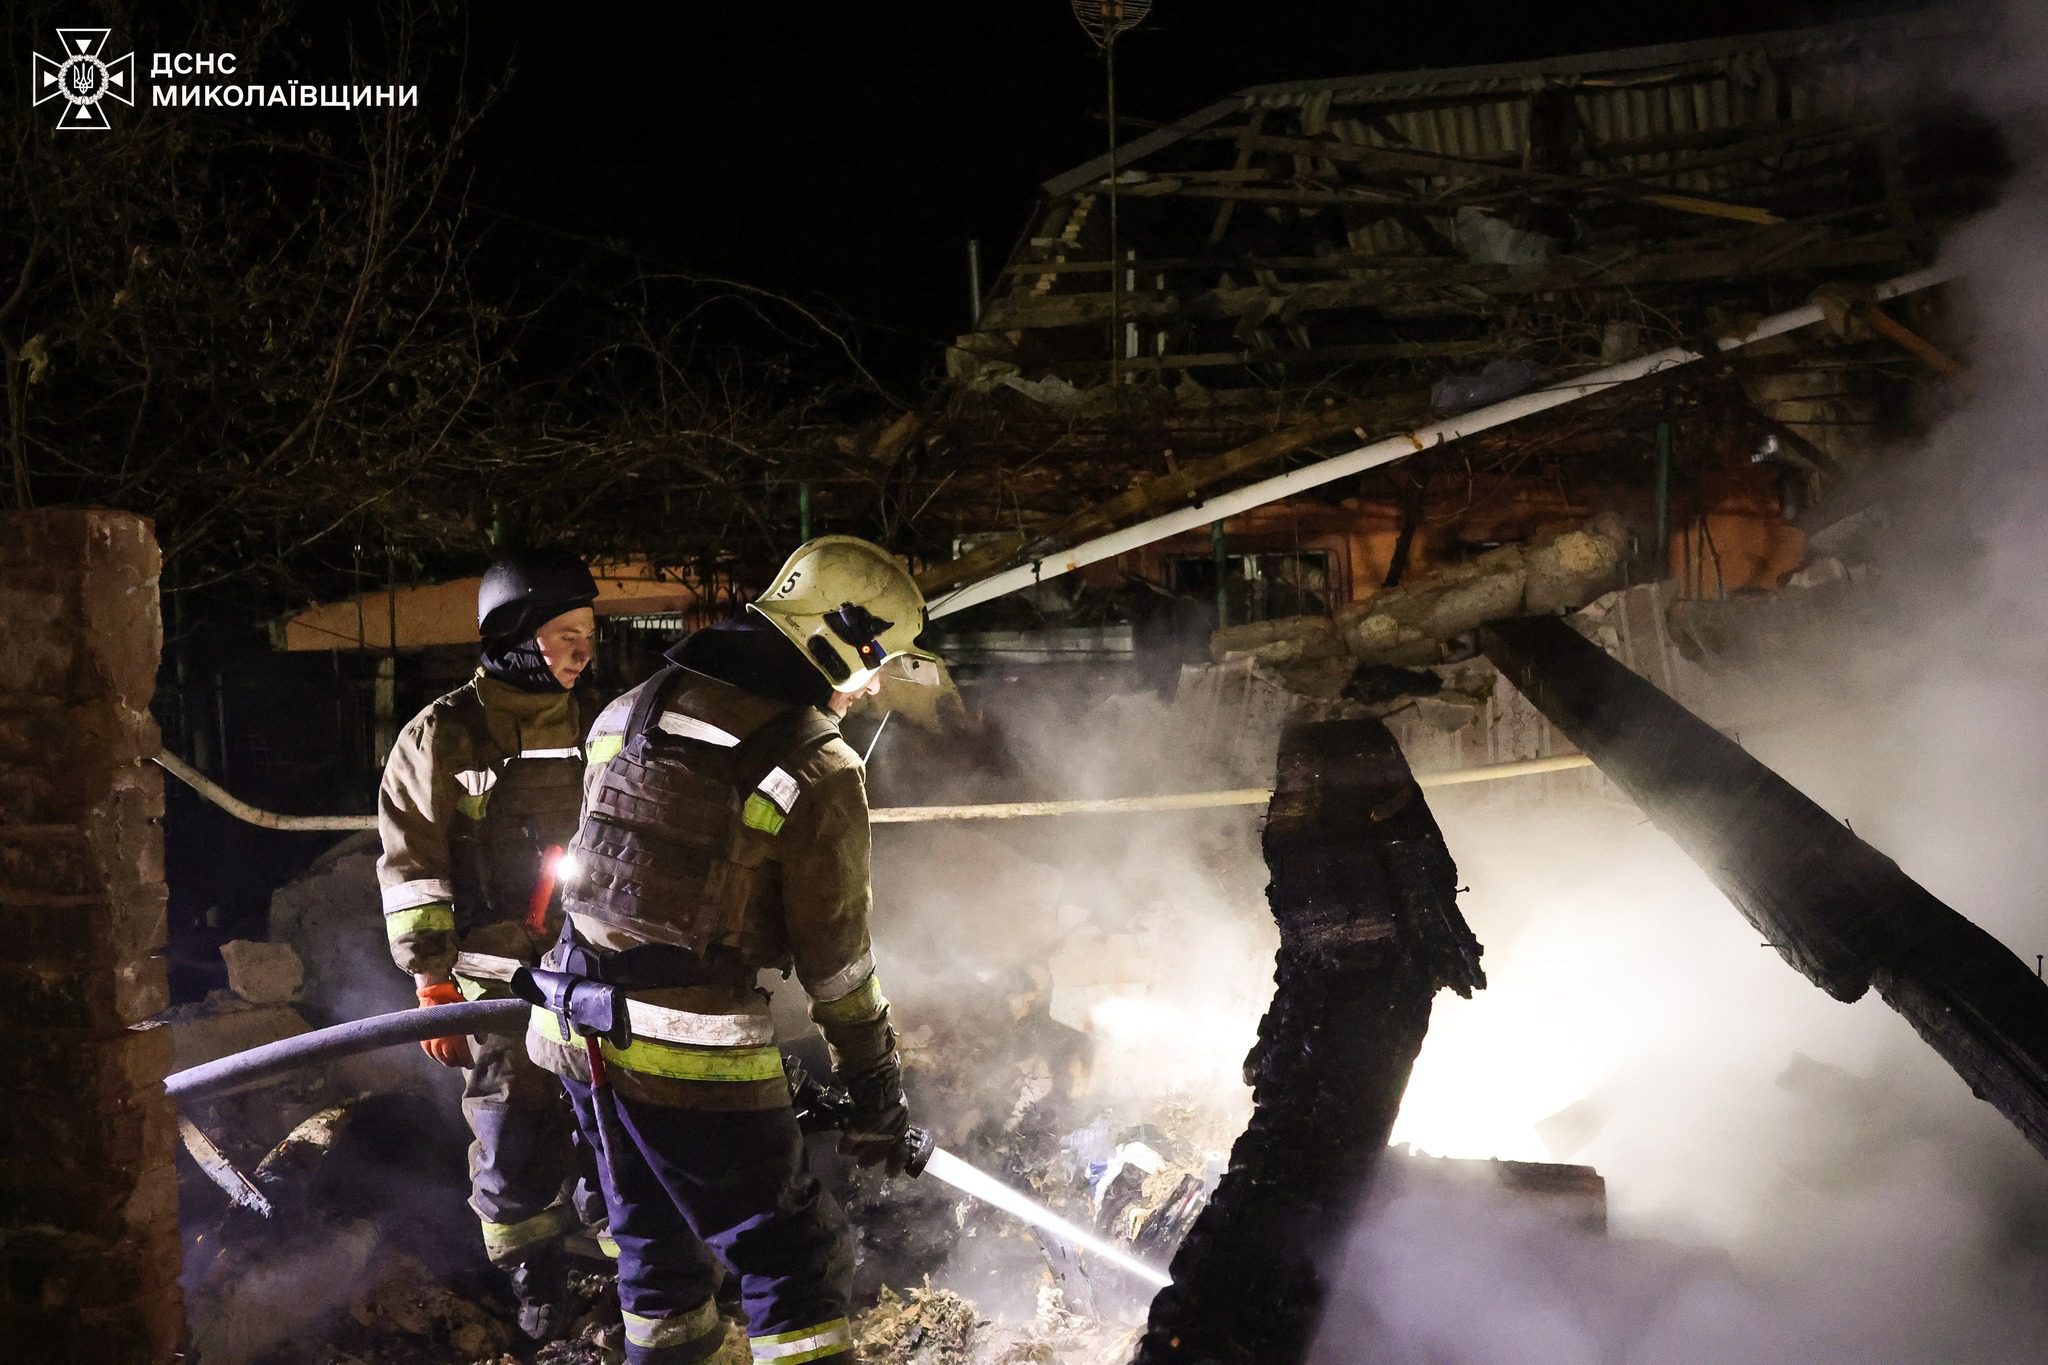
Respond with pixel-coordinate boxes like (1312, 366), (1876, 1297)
(1042, 15), (1959, 197)
(961, 10), (1994, 396)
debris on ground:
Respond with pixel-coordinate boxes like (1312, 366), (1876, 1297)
(855, 1281), (982, 1362)
(347, 1252), (515, 1359)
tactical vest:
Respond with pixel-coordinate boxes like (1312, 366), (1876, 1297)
(447, 707), (591, 940)
(561, 667), (840, 968)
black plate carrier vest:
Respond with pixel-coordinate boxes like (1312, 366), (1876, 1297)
(449, 706), (591, 940)
(561, 666), (840, 967)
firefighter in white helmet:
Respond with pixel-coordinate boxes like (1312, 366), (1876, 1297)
(527, 536), (936, 1365)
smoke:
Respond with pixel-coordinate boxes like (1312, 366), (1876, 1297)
(871, 684), (1274, 1124)
(1306, 6), (2048, 1360)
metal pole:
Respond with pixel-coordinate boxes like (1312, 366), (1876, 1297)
(928, 267), (1950, 620)
(967, 239), (983, 325)
(1106, 33), (1122, 399)
(799, 481), (813, 542)
(1210, 520), (1230, 629)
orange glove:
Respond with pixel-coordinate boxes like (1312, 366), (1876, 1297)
(416, 981), (474, 1068)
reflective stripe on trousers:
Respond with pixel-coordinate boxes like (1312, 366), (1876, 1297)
(751, 1317), (854, 1362)
(478, 1203), (570, 1259)
(623, 1298), (722, 1350)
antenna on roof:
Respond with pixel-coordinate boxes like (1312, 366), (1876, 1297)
(1070, 1), (1154, 405)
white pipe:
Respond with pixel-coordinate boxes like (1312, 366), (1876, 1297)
(154, 752), (376, 831)
(928, 267), (1949, 619)
(869, 753), (1593, 822)
(157, 750), (1592, 832)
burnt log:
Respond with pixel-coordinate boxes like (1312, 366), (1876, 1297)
(1482, 614), (2048, 1161)
(1133, 718), (1483, 1364)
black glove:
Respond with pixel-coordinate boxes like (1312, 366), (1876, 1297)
(838, 1050), (911, 1175)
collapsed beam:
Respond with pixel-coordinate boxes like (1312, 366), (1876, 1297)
(929, 267), (1947, 619)
(1482, 615), (2048, 1160)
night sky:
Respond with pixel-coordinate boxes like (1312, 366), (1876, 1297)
(464, 0), (1931, 382)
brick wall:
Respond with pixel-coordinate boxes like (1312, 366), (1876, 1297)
(0, 510), (183, 1361)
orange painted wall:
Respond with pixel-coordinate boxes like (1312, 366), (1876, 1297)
(274, 558), (705, 652)
(1096, 467), (1806, 611)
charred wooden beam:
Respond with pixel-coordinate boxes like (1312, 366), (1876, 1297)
(1134, 719), (1484, 1365)
(1482, 615), (2048, 1160)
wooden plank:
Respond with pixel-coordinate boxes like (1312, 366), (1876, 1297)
(978, 233), (1911, 331)
(1482, 615), (2048, 1161)
(1142, 184), (1422, 208)
(1079, 337), (1501, 374)
(179, 1117), (275, 1217)
(1215, 130), (1785, 224)
(1132, 718), (1482, 1363)
(1207, 111), (1266, 248)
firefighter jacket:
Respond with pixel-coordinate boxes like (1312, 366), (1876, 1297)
(526, 668), (893, 1110)
(377, 673), (599, 978)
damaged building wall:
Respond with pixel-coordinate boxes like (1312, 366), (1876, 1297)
(0, 509), (182, 1362)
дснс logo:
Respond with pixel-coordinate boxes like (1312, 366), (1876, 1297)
(32, 28), (135, 131)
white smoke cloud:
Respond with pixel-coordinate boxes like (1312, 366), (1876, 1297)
(1311, 5), (2048, 1359)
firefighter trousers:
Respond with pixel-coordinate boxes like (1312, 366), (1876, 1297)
(462, 1027), (583, 1268)
(561, 1077), (856, 1365)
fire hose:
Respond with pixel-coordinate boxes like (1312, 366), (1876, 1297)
(164, 998), (529, 1103)
(165, 997), (1172, 1289)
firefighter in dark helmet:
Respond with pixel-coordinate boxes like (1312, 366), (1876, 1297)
(527, 536), (939, 1365)
(376, 548), (604, 1339)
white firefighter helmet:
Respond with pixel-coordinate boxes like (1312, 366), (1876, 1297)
(749, 536), (942, 693)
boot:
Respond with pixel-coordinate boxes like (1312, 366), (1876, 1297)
(508, 1243), (571, 1342)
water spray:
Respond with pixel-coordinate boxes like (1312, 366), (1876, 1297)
(919, 1147), (1172, 1290)
(792, 1068), (1172, 1290)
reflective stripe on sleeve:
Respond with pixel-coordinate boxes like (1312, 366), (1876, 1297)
(384, 903), (454, 939)
(517, 746), (582, 759)
(741, 793), (786, 836)
(381, 878), (453, 913)
(657, 712), (742, 746)
(758, 766), (799, 813)
(751, 1317), (854, 1362)
(811, 973), (886, 1027)
(454, 766), (497, 819)
(530, 1012), (786, 1083)
(478, 1205), (569, 1258)
(623, 1299), (722, 1348)
(807, 950), (875, 1004)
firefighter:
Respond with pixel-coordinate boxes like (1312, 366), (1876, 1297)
(376, 547), (604, 1340)
(526, 535), (938, 1365)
